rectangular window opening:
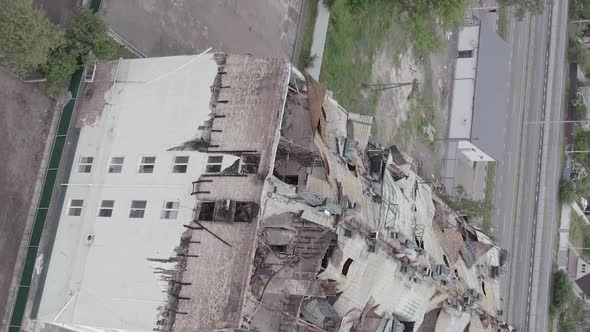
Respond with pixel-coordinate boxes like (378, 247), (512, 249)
(98, 200), (115, 217)
(108, 156), (124, 173)
(197, 202), (215, 221)
(129, 200), (147, 218)
(205, 155), (223, 174)
(342, 258), (354, 276)
(240, 154), (260, 174)
(173, 156), (189, 173)
(139, 156), (156, 173)
(78, 156), (94, 173)
(161, 201), (179, 219)
(270, 244), (287, 253)
(458, 50), (473, 58)
(235, 202), (258, 222)
(68, 199), (84, 216)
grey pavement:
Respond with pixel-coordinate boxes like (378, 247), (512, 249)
(556, 203), (571, 270)
(531, 1), (568, 330)
(100, 0), (304, 59)
(308, 0), (329, 80)
(308, 0), (330, 80)
(490, 0), (568, 331)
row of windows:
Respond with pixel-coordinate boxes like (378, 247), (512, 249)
(78, 155), (221, 174)
(68, 199), (180, 219)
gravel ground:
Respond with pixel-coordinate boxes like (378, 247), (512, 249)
(371, 27), (457, 181)
(0, 69), (53, 322)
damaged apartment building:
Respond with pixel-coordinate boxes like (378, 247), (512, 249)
(22, 52), (508, 332)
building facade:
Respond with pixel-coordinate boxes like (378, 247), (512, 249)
(34, 54), (290, 331)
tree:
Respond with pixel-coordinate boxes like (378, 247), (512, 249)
(559, 179), (577, 203)
(38, 48), (77, 96)
(502, 0), (544, 19)
(430, 0), (472, 29)
(574, 0), (590, 19)
(65, 7), (118, 62)
(551, 270), (574, 314)
(573, 92), (588, 121)
(575, 130), (590, 152)
(0, 0), (64, 76)
(39, 7), (119, 96)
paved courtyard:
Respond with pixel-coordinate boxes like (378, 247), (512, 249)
(100, 0), (303, 58)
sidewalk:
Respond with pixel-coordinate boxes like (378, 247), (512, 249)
(308, 0), (330, 80)
(557, 203), (571, 269)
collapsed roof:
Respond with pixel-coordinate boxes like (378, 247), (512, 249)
(240, 73), (507, 332)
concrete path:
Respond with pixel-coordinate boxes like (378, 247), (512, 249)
(557, 203), (571, 270)
(308, 0), (330, 80)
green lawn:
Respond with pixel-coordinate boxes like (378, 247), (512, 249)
(483, 162), (496, 238)
(396, 93), (436, 148)
(298, 0), (319, 70)
(570, 210), (590, 257)
(498, 2), (509, 41)
(320, 0), (400, 115)
(113, 44), (139, 59)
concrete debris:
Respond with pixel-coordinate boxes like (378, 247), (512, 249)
(241, 73), (508, 332)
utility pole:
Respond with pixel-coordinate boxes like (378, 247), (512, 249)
(527, 120), (588, 124)
(362, 82), (413, 92)
(470, 6), (498, 11)
(436, 137), (479, 142)
(362, 79), (418, 92)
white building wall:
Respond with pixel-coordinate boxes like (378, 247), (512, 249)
(455, 25), (479, 80)
(449, 25), (480, 139)
(37, 55), (239, 330)
(448, 80), (474, 138)
(576, 258), (590, 280)
(457, 140), (494, 162)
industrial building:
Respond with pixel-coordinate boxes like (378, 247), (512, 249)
(18, 53), (509, 332)
(444, 17), (510, 199)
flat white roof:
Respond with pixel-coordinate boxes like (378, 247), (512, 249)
(37, 54), (224, 330)
(455, 57), (477, 80)
(457, 25), (480, 51)
(457, 140), (494, 162)
(448, 79), (474, 139)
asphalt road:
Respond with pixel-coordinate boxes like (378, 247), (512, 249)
(489, 1), (568, 331)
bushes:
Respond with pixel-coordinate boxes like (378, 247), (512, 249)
(400, 0), (470, 51)
(64, 7), (118, 62)
(346, 0), (369, 14)
(559, 179), (577, 203)
(574, 129), (590, 153)
(440, 186), (491, 220)
(573, 92), (588, 121)
(550, 269), (584, 329)
(551, 270), (573, 316)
